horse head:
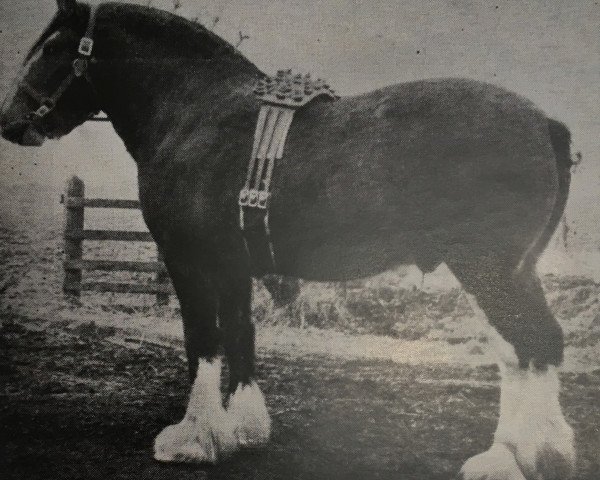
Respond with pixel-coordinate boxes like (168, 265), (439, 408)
(0, 0), (100, 146)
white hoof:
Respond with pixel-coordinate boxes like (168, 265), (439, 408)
(496, 366), (576, 480)
(153, 413), (236, 463)
(153, 358), (237, 464)
(513, 423), (575, 480)
(228, 381), (271, 447)
(459, 444), (526, 480)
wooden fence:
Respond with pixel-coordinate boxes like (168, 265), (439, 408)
(61, 176), (174, 304)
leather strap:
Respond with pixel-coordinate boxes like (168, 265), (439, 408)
(239, 71), (338, 274)
(239, 105), (294, 273)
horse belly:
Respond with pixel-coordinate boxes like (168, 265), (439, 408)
(269, 182), (422, 280)
(272, 228), (415, 281)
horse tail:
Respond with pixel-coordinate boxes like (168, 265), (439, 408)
(518, 118), (573, 272)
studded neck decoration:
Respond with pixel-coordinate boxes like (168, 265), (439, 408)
(253, 69), (338, 107)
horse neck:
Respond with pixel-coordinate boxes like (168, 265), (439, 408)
(89, 8), (260, 161)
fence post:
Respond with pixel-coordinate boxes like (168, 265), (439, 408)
(156, 250), (169, 306)
(63, 176), (84, 298)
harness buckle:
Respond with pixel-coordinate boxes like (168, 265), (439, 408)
(257, 191), (270, 209)
(247, 189), (259, 207)
(78, 37), (94, 57)
(34, 101), (54, 118)
(239, 189), (269, 208)
(72, 58), (89, 77)
(238, 188), (250, 207)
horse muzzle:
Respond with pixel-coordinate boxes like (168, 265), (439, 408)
(1, 120), (46, 146)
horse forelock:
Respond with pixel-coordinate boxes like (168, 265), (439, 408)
(23, 3), (94, 65)
(24, 13), (63, 64)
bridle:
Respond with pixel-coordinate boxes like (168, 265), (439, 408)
(19, 5), (98, 125)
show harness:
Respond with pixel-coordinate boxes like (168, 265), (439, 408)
(239, 70), (338, 273)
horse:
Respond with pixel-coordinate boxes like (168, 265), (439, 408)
(0, 1), (576, 478)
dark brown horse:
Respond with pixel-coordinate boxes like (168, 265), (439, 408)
(0, 2), (575, 479)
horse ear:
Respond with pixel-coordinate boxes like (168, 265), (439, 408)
(56, 0), (76, 15)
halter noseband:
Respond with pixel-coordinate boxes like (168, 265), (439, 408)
(20, 5), (98, 123)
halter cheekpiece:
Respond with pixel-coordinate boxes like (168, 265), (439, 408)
(20, 5), (98, 122)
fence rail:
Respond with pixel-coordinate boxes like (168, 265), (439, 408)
(64, 281), (174, 295)
(63, 197), (141, 209)
(63, 259), (167, 273)
(62, 176), (172, 304)
(65, 229), (155, 242)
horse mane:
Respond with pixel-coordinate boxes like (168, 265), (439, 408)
(26, 2), (256, 66)
(99, 2), (242, 61)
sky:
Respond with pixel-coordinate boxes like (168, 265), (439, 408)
(0, 0), (598, 259)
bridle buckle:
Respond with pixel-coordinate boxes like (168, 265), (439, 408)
(78, 37), (94, 56)
(72, 58), (88, 77)
(34, 102), (53, 118)
(18, 6), (98, 127)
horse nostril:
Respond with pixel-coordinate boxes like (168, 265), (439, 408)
(1, 121), (30, 144)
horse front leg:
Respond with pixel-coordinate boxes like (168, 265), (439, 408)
(218, 274), (271, 447)
(450, 261), (575, 480)
(153, 263), (237, 464)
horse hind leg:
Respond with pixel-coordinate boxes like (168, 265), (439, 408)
(153, 264), (237, 464)
(219, 275), (271, 447)
(450, 260), (575, 480)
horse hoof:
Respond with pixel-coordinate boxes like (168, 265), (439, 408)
(508, 389), (576, 480)
(459, 444), (526, 480)
(153, 413), (237, 464)
(514, 436), (576, 480)
(228, 381), (271, 447)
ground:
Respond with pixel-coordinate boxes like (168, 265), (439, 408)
(1, 317), (599, 480)
(1, 186), (599, 479)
